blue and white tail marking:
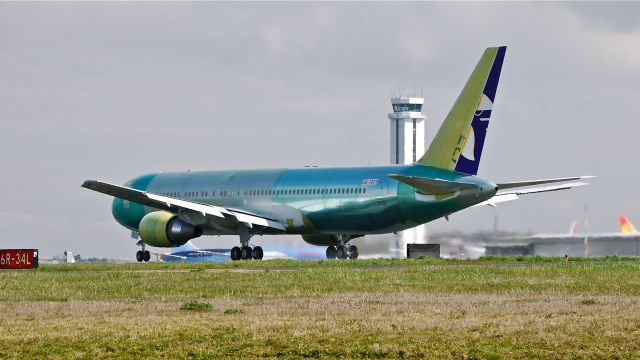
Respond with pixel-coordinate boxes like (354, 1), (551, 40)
(454, 46), (506, 175)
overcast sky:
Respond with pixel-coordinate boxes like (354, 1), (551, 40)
(1, 2), (639, 259)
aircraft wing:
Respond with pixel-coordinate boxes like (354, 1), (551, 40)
(81, 180), (286, 231)
(474, 177), (592, 207)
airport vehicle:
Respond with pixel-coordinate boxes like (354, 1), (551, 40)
(152, 241), (325, 262)
(83, 46), (591, 261)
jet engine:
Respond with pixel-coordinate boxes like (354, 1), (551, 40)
(138, 211), (202, 247)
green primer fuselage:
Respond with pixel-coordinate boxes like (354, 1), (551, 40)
(112, 164), (496, 241)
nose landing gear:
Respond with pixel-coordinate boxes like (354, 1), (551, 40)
(135, 240), (151, 262)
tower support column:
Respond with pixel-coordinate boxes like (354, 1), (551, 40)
(388, 95), (428, 257)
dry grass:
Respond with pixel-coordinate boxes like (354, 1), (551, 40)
(1, 260), (639, 358)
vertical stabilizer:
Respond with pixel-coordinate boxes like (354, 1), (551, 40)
(569, 220), (579, 235)
(619, 216), (637, 234)
(417, 46), (506, 175)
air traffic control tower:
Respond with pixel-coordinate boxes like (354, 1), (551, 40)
(389, 95), (428, 256)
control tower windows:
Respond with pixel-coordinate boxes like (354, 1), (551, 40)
(393, 104), (422, 112)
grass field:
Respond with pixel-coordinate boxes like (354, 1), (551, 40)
(1, 257), (640, 359)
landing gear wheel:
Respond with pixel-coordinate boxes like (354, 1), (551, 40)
(143, 250), (151, 262)
(136, 250), (143, 262)
(231, 246), (242, 261)
(241, 246), (252, 260)
(348, 245), (359, 260)
(326, 246), (337, 259)
(252, 246), (264, 260)
(336, 245), (348, 260)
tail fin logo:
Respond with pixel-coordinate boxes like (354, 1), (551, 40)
(460, 94), (494, 163)
(619, 216), (637, 234)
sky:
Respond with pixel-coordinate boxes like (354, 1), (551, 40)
(1, 2), (639, 259)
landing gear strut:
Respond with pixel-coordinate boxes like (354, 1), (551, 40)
(135, 240), (151, 262)
(230, 227), (263, 261)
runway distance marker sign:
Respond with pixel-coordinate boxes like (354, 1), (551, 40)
(0, 249), (39, 269)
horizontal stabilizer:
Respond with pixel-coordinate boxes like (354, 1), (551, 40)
(388, 174), (476, 195)
(474, 180), (590, 207)
(497, 176), (595, 190)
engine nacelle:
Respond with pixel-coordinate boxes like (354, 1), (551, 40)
(138, 211), (202, 247)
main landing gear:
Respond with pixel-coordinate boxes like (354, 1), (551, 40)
(135, 240), (151, 262)
(326, 245), (358, 260)
(230, 227), (263, 261)
(230, 245), (264, 261)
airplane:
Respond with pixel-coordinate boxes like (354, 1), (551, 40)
(619, 215), (637, 235)
(567, 215), (637, 236)
(152, 241), (326, 262)
(82, 46), (592, 262)
(487, 216), (640, 257)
